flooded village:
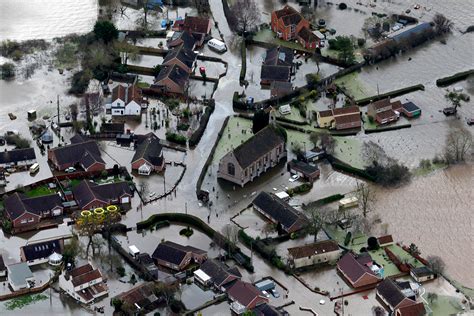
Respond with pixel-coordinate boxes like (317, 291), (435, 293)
(0, 0), (473, 315)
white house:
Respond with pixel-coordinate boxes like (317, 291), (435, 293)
(107, 84), (144, 116)
(287, 240), (342, 269)
(59, 263), (108, 304)
(7, 262), (35, 291)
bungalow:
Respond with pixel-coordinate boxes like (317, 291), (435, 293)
(0, 148), (36, 169)
(131, 133), (165, 175)
(152, 64), (190, 95)
(107, 84), (144, 116)
(288, 240), (341, 269)
(113, 282), (161, 314)
(72, 180), (132, 211)
(378, 235), (394, 247)
(410, 266), (435, 283)
(48, 137), (105, 172)
(59, 263), (108, 304)
(287, 159), (320, 183)
(194, 259), (241, 291)
(217, 125), (287, 187)
(7, 262), (35, 291)
(337, 252), (382, 288)
(376, 278), (422, 314)
(20, 239), (63, 266)
(271, 5), (319, 49)
(228, 280), (269, 314)
(317, 106), (361, 130)
(3, 192), (64, 233)
(152, 241), (207, 271)
(260, 46), (294, 86)
(252, 192), (308, 234)
(162, 44), (197, 73)
(368, 98), (400, 125)
(402, 102), (422, 118)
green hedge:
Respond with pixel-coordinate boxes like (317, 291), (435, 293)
(189, 100), (215, 148)
(331, 161), (376, 182)
(239, 41), (246, 83)
(365, 123), (411, 134)
(287, 182), (313, 196)
(166, 132), (187, 145)
(314, 194), (345, 205)
(355, 84), (425, 106)
(436, 69), (474, 87)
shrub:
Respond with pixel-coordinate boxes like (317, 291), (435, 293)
(69, 70), (91, 95)
(177, 123), (190, 131)
(357, 38), (366, 47)
(116, 266), (126, 277)
(287, 182), (313, 196)
(344, 231), (352, 246)
(179, 227), (194, 237)
(93, 20), (118, 43)
(166, 132), (187, 145)
(339, 3), (347, 10)
(189, 101), (215, 147)
(0, 63), (15, 80)
(367, 236), (379, 250)
(419, 159), (432, 169)
(5, 134), (31, 149)
(365, 161), (411, 187)
(155, 220), (170, 230)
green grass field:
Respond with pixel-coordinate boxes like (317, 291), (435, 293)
(335, 72), (373, 100)
(253, 29), (312, 52)
(212, 116), (253, 164)
(24, 185), (55, 197)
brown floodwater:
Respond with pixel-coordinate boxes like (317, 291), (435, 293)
(372, 164), (474, 288)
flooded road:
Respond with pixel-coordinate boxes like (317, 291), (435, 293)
(0, 0), (98, 41)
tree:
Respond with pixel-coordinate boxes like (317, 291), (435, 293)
(0, 62), (15, 80)
(62, 235), (80, 265)
(93, 20), (118, 43)
(329, 36), (355, 65)
(229, 0), (260, 36)
(355, 181), (375, 218)
(427, 292), (438, 304)
(114, 40), (139, 65)
(444, 127), (472, 164)
(408, 243), (421, 256)
(445, 90), (469, 112)
(427, 255), (445, 275)
(262, 223), (276, 239)
(222, 224), (239, 254)
(252, 109), (269, 134)
(154, 282), (179, 306)
(433, 13), (453, 35)
(367, 236), (379, 251)
(362, 140), (388, 166)
(306, 207), (338, 242)
(309, 131), (335, 154)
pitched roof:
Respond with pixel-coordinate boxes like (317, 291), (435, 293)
(270, 81), (293, 97)
(318, 109), (333, 118)
(253, 303), (284, 316)
(337, 252), (378, 284)
(70, 263), (93, 278)
(298, 26), (318, 43)
(334, 113), (361, 127)
(228, 280), (268, 308)
(112, 84), (143, 104)
(376, 109), (398, 120)
(152, 241), (206, 266)
(231, 125), (285, 169)
(21, 239), (62, 262)
(288, 240), (340, 259)
(168, 31), (196, 50)
(378, 235), (394, 245)
(288, 159), (319, 176)
(391, 22), (432, 43)
(0, 148), (36, 164)
(183, 16), (211, 34)
(163, 44), (197, 70)
(7, 262), (33, 286)
(377, 278), (410, 308)
(261, 65), (291, 82)
(333, 106), (360, 116)
(116, 282), (158, 312)
(50, 139), (105, 168)
(4, 192), (63, 220)
(370, 98), (392, 110)
(132, 133), (163, 166)
(72, 180), (132, 209)
(274, 5), (299, 19)
(391, 100), (403, 111)
(199, 259), (241, 287)
(71, 265), (103, 287)
(155, 64), (189, 87)
(264, 46), (294, 67)
(100, 123), (125, 133)
(252, 192), (308, 233)
(396, 302), (426, 316)
(411, 266), (433, 277)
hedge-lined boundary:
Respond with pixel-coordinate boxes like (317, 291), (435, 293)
(355, 84), (425, 106)
(304, 194), (345, 209)
(137, 213), (254, 272)
(239, 41), (247, 83)
(365, 123), (411, 134)
(189, 100), (216, 148)
(327, 155), (376, 182)
(436, 69), (474, 87)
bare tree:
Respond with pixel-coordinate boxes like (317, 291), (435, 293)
(355, 181), (375, 218)
(444, 127), (472, 164)
(432, 13), (454, 35)
(362, 140), (388, 165)
(427, 255), (445, 275)
(262, 222), (276, 239)
(445, 90), (469, 112)
(230, 0), (260, 35)
(306, 207), (339, 242)
(114, 41), (139, 65)
(222, 224), (239, 253)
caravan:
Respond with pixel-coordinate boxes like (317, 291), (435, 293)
(207, 38), (226, 53)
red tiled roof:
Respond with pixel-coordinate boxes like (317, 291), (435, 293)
(288, 240), (340, 259)
(183, 16), (210, 34)
(72, 269), (103, 287)
(376, 109), (398, 120)
(274, 5), (299, 19)
(337, 252), (377, 284)
(333, 106), (360, 116)
(391, 100), (403, 111)
(334, 113), (361, 127)
(378, 235), (394, 245)
(70, 264), (93, 278)
(228, 280), (268, 308)
(396, 302), (426, 316)
(371, 98), (392, 110)
(318, 109), (333, 118)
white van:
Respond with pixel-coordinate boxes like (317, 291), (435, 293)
(29, 163), (40, 174)
(207, 38), (226, 53)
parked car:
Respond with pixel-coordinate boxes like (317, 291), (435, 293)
(467, 118), (474, 126)
(65, 167), (76, 173)
(443, 107), (457, 116)
(289, 174), (300, 182)
(270, 289), (280, 298)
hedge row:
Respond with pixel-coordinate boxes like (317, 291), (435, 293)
(189, 100), (215, 148)
(331, 160), (376, 182)
(287, 182), (313, 196)
(355, 84), (425, 106)
(166, 132), (187, 145)
(137, 213), (254, 271)
(275, 116), (308, 126)
(307, 194), (345, 207)
(239, 41), (246, 83)
(436, 69), (474, 87)
(365, 123), (411, 134)
(385, 247), (410, 273)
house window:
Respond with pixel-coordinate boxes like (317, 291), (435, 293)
(28, 218), (34, 223)
(227, 163), (235, 176)
(21, 219), (27, 224)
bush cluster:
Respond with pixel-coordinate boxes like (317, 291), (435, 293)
(166, 132), (187, 145)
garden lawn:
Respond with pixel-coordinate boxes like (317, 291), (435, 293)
(428, 295), (464, 316)
(276, 105), (307, 123)
(332, 136), (364, 169)
(25, 185), (55, 197)
(335, 72), (373, 100)
(4, 294), (48, 310)
(212, 116), (253, 164)
(386, 244), (425, 268)
(367, 248), (401, 277)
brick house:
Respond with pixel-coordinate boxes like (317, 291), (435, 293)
(288, 240), (342, 269)
(151, 64), (190, 95)
(337, 252), (382, 288)
(59, 263), (108, 304)
(182, 16), (212, 47)
(72, 180), (132, 211)
(3, 192), (63, 233)
(0, 148), (36, 169)
(152, 241), (207, 271)
(271, 5), (319, 49)
(162, 44), (197, 73)
(376, 278), (424, 314)
(228, 280), (269, 314)
(131, 133), (165, 175)
(317, 106), (361, 130)
(260, 46), (294, 86)
(107, 84), (144, 116)
(217, 125), (287, 187)
(194, 259), (242, 291)
(368, 98), (400, 125)
(48, 136), (105, 172)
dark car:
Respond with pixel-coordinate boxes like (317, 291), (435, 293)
(318, 19), (326, 26)
(467, 118), (474, 126)
(443, 107), (457, 116)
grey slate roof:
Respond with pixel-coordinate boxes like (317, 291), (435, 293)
(50, 139), (105, 168)
(163, 44), (197, 70)
(252, 192), (307, 233)
(4, 192), (63, 220)
(132, 133), (163, 166)
(261, 65), (291, 82)
(232, 126), (285, 169)
(199, 259), (241, 287)
(264, 47), (294, 67)
(155, 64), (190, 87)
(0, 148), (36, 164)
